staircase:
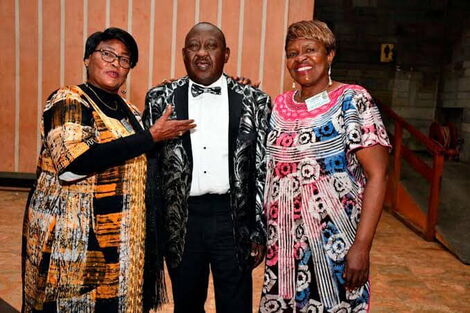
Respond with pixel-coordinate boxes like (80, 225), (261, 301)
(379, 101), (470, 264)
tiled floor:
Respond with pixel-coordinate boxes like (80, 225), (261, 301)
(1, 190), (469, 313)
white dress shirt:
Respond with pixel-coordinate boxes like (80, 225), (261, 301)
(188, 75), (230, 196)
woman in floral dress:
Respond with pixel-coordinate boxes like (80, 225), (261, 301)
(259, 20), (391, 313)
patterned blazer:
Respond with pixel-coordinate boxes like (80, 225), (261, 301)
(143, 75), (270, 271)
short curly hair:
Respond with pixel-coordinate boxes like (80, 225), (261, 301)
(84, 27), (139, 68)
(285, 20), (336, 53)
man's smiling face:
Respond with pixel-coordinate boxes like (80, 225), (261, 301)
(183, 23), (230, 86)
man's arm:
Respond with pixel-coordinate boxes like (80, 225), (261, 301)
(143, 86), (167, 128)
(250, 89), (271, 267)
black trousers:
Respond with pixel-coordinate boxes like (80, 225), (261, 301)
(168, 194), (252, 313)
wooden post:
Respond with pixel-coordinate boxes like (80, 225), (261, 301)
(424, 153), (445, 241)
(391, 121), (403, 213)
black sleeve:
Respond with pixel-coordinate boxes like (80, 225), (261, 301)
(65, 130), (154, 175)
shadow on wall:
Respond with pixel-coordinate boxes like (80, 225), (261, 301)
(0, 298), (19, 313)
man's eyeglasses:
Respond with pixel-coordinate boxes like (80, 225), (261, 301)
(94, 49), (132, 69)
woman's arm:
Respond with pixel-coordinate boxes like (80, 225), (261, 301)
(62, 105), (195, 180)
(343, 144), (389, 289)
(63, 131), (154, 178)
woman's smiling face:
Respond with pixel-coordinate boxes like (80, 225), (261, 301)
(286, 38), (334, 89)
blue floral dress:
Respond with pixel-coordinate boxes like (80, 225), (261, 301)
(259, 85), (391, 313)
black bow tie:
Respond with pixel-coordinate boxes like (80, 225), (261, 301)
(191, 84), (222, 97)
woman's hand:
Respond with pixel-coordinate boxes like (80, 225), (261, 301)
(231, 76), (261, 88)
(158, 78), (177, 85)
(250, 242), (266, 268)
(149, 105), (196, 142)
(343, 242), (370, 290)
(343, 145), (389, 290)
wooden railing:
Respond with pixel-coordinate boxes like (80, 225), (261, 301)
(378, 101), (445, 241)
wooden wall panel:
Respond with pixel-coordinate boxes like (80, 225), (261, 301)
(175, 0), (196, 78)
(261, 0), (286, 96)
(0, 0), (314, 174)
(129, 0), (151, 109)
(289, 0), (315, 19)
(220, 0), (241, 75)
(0, 0), (16, 171)
(87, 0), (106, 34)
(18, 0), (39, 171)
(109, 0), (128, 30)
(199, 0), (218, 24)
(64, 0), (84, 86)
(42, 0), (61, 105)
(240, 0), (263, 82)
(152, 0), (173, 85)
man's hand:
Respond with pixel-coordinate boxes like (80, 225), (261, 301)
(149, 105), (196, 142)
(343, 242), (370, 290)
(250, 242), (266, 268)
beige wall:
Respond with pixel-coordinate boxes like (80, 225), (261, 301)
(0, 0), (314, 173)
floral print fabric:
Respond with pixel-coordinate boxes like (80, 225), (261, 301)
(259, 85), (390, 313)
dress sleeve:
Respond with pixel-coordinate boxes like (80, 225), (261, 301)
(344, 88), (391, 154)
(43, 93), (96, 175)
(65, 131), (154, 176)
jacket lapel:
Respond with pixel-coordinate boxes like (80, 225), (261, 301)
(228, 81), (243, 179)
(174, 83), (193, 166)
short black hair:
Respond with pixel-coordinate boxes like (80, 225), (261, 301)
(84, 27), (139, 68)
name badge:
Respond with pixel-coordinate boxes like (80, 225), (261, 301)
(305, 91), (330, 111)
(120, 118), (134, 133)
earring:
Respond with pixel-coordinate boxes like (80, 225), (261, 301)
(328, 64), (332, 86)
(292, 81), (296, 89)
(121, 89), (127, 95)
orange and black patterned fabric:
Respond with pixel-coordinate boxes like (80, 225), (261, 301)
(22, 86), (147, 313)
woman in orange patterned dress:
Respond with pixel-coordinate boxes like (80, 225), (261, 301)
(22, 27), (194, 313)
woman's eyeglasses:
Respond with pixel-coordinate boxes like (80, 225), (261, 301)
(94, 49), (131, 69)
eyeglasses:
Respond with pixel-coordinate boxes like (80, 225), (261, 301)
(94, 49), (132, 69)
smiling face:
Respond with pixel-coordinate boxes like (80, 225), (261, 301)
(183, 23), (230, 86)
(286, 38), (335, 91)
(84, 39), (130, 93)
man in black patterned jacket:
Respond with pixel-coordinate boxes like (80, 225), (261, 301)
(143, 22), (270, 313)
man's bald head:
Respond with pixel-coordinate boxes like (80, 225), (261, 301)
(185, 22), (227, 49)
